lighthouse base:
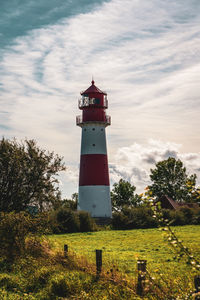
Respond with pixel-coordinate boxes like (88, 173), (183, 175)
(78, 185), (112, 218)
(93, 217), (112, 226)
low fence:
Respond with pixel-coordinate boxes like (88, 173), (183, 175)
(63, 244), (200, 298)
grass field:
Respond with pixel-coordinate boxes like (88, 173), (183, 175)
(0, 225), (200, 299)
(48, 225), (200, 273)
(48, 225), (200, 295)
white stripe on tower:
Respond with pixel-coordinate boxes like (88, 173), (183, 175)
(81, 124), (107, 155)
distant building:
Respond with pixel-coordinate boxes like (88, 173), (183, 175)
(158, 195), (199, 210)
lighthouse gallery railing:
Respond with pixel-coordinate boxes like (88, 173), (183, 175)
(76, 115), (111, 126)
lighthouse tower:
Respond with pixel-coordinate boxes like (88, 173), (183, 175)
(76, 80), (112, 219)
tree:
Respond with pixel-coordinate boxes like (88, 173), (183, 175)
(148, 157), (198, 202)
(0, 138), (66, 212)
(60, 193), (78, 210)
(111, 179), (141, 211)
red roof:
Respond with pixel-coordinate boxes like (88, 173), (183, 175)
(81, 80), (107, 95)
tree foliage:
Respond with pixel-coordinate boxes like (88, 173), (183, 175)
(149, 157), (198, 202)
(0, 138), (66, 212)
(61, 193), (78, 210)
(111, 179), (141, 211)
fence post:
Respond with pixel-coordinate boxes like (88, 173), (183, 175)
(64, 244), (68, 258)
(194, 275), (200, 300)
(136, 259), (147, 296)
(96, 250), (102, 278)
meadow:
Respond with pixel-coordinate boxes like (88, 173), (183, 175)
(49, 225), (200, 267)
(0, 225), (200, 299)
(48, 225), (200, 296)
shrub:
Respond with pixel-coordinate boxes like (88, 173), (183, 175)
(0, 274), (19, 291)
(56, 208), (80, 233)
(25, 236), (51, 258)
(78, 211), (96, 232)
(112, 206), (158, 230)
(0, 212), (32, 261)
(50, 208), (97, 233)
(124, 206), (158, 229)
(112, 206), (200, 230)
(193, 208), (200, 224)
(0, 212), (47, 261)
(168, 210), (187, 226)
(111, 212), (130, 230)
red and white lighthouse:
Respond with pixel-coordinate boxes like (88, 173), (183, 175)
(76, 80), (112, 219)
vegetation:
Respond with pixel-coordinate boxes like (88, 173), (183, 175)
(61, 193), (78, 210)
(0, 212), (49, 262)
(149, 157), (199, 203)
(112, 206), (157, 229)
(0, 138), (65, 212)
(111, 206), (200, 229)
(150, 201), (200, 272)
(111, 179), (142, 211)
(0, 137), (200, 299)
(49, 208), (97, 233)
(0, 226), (199, 299)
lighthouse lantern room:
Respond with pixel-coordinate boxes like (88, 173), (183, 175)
(76, 80), (112, 219)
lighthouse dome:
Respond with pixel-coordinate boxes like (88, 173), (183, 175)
(81, 80), (107, 96)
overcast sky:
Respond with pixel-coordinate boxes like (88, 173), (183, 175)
(1, 0), (200, 198)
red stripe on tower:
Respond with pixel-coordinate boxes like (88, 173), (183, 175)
(79, 154), (109, 186)
(76, 80), (112, 219)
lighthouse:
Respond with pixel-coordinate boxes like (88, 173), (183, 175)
(76, 80), (112, 219)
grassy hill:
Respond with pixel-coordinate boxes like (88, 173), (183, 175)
(0, 225), (200, 299)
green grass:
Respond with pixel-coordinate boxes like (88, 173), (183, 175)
(48, 225), (200, 297)
(0, 225), (200, 299)
(48, 225), (200, 273)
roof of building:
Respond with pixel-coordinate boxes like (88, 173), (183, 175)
(158, 195), (180, 210)
(81, 80), (107, 95)
(158, 195), (199, 210)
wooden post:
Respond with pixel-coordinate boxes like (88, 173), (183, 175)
(96, 250), (102, 278)
(64, 244), (68, 258)
(136, 260), (147, 296)
(194, 275), (200, 300)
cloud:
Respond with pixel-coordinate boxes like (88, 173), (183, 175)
(109, 139), (200, 193)
(0, 0), (200, 196)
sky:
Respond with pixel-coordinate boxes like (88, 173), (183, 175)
(0, 0), (200, 198)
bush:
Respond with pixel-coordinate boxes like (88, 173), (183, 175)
(0, 212), (47, 261)
(50, 208), (97, 233)
(112, 206), (158, 230)
(56, 208), (80, 233)
(25, 236), (51, 258)
(78, 211), (96, 232)
(125, 206), (158, 229)
(0, 274), (19, 291)
(168, 210), (186, 226)
(167, 207), (200, 226)
(193, 208), (200, 224)
(0, 212), (32, 261)
(112, 206), (200, 230)
(111, 212), (130, 230)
